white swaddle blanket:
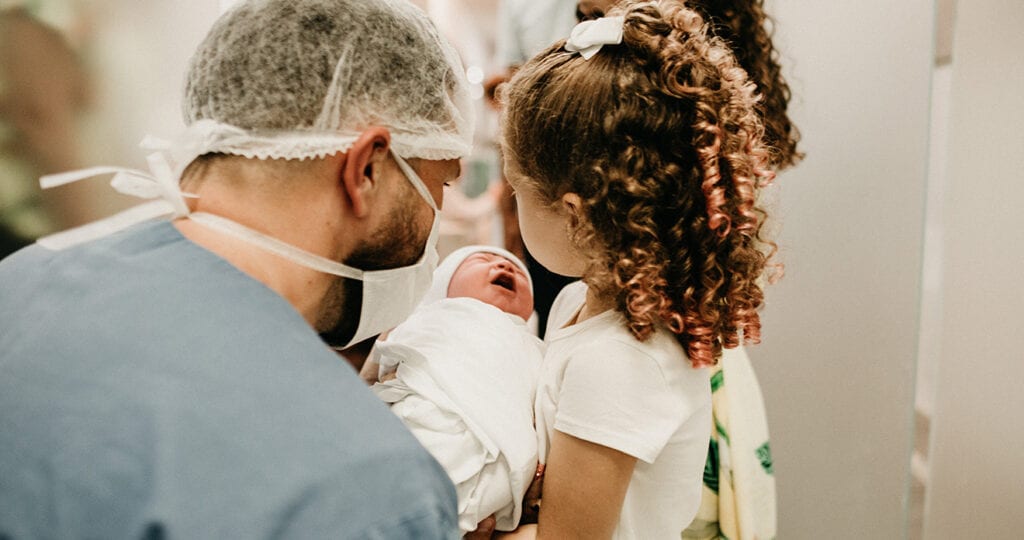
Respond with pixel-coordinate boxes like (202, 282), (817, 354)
(372, 296), (543, 533)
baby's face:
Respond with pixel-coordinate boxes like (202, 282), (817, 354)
(447, 253), (534, 321)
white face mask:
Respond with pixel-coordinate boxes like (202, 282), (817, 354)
(186, 150), (441, 349)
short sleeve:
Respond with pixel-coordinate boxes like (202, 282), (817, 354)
(553, 340), (689, 463)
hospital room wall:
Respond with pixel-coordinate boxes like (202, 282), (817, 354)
(752, 1), (934, 537)
(0, 1), (220, 233)
(70, 0), (219, 217)
(921, 0), (1024, 536)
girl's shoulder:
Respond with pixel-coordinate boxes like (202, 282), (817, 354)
(545, 314), (711, 455)
(548, 310), (707, 394)
(546, 284), (708, 396)
(545, 280), (587, 336)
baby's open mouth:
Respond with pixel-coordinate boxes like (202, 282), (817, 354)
(492, 273), (516, 292)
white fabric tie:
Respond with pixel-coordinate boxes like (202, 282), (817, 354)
(33, 120), (434, 251)
(36, 145), (195, 251)
(564, 16), (625, 60)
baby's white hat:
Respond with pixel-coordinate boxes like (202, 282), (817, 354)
(420, 245), (533, 306)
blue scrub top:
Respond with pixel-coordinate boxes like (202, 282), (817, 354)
(0, 221), (458, 539)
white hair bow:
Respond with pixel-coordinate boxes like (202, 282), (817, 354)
(564, 16), (625, 60)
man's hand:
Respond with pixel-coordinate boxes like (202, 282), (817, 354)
(357, 357), (382, 386)
(494, 524), (537, 539)
(356, 330), (393, 385)
(465, 515), (496, 540)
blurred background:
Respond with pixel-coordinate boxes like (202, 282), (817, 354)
(1, 0), (1021, 537)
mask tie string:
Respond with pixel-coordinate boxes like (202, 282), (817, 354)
(36, 142), (196, 250)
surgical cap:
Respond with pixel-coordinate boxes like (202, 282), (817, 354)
(180, 0), (474, 162)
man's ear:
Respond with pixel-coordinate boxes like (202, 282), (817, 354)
(341, 126), (391, 218)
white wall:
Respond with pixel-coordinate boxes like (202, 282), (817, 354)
(80, 0), (220, 168)
(753, 1), (935, 537)
(922, 1), (1024, 536)
(72, 0), (220, 217)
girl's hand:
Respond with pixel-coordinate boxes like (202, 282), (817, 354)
(520, 463), (545, 524)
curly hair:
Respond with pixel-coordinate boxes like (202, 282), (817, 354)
(696, 0), (802, 169)
(502, 0), (777, 368)
(576, 0), (802, 169)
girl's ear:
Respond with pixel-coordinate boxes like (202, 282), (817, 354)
(561, 192), (584, 230)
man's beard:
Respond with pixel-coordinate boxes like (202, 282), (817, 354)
(317, 195), (428, 348)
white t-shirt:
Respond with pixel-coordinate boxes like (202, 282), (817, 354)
(536, 282), (712, 539)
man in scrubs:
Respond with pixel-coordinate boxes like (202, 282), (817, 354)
(0, 0), (476, 537)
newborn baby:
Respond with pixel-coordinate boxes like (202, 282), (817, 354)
(370, 245), (543, 534)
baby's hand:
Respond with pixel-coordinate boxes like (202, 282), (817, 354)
(520, 463), (544, 524)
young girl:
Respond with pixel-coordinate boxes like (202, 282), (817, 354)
(576, 1), (800, 538)
(499, 0), (776, 537)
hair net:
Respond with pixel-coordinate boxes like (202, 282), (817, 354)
(179, 0), (474, 163)
(420, 245), (533, 306)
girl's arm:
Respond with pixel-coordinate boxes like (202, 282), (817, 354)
(535, 430), (637, 539)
